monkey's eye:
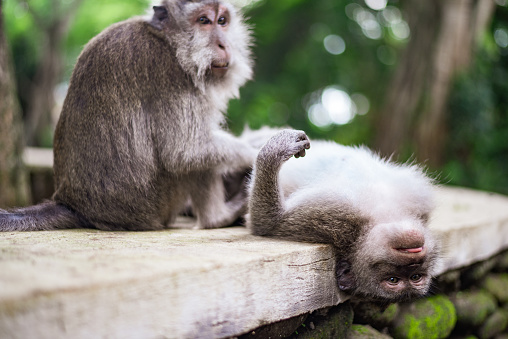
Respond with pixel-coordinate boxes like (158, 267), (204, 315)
(410, 274), (423, 282)
(218, 16), (227, 26)
(198, 16), (211, 25)
(387, 277), (400, 285)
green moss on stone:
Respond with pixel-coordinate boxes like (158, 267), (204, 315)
(297, 303), (354, 339)
(391, 295), (457, 339)
(371, 303), (399, 326)
(352, 324), (370, 334)
(352, 301), (399, 328)
(349, 325), (392, 339)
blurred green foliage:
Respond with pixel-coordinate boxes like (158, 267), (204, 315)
(4, 0), (150, 82)
(65, 0), (151, 76)
(3, 0), (508, 194)
(229, 0), (405, 145)
(446, 6), (508, 194)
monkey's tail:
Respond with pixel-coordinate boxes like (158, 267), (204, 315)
(0, 201), (87, 232)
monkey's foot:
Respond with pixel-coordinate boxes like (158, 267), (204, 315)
(259, 129), (311, 164)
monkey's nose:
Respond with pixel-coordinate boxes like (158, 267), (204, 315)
(217, 44), (230, 61)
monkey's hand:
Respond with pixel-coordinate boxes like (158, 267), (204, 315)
(258, 129), (311, 167)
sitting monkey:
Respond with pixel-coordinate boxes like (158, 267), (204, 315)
(0, 0), (255, 231)
(246, 129), (440, 302)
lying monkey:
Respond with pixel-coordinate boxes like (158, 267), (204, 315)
(246, 129), (440, 302)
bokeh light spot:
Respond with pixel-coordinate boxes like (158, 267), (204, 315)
(364, 0), (387, 11)
(306, 86), (369, 128)
(324, 34), (346, 55)
(494, 28), (508, 48)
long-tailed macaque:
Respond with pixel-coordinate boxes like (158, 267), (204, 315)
(246, 129), (440, 302)
(0, 0), (255, 231)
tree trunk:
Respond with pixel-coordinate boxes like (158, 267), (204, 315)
(374, 0), (441, 159)
(24, 0), (83, 146)
(0, 2), (31, 207)
(374, 0), (496, 167)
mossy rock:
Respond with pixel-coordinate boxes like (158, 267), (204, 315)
(240, 313), (308, 338)
(477, 309), (508, 339)
(452, 290), (497, 327)
(482, 274), (508, 304)
(391, 295), (456, 339)
(437, 270), (461, 292)
(295, 303), (354, 339)
(349, 324), (392, 339)
(494, 250), (508, 272)
(352, 301), (399, 328)
(462, 259), (498, 288)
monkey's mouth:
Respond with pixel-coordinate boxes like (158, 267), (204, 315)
(211, 61), (229, 77)
(212, 61), (229, 68)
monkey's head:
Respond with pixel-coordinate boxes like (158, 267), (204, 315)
(337, 218), (440, 303)
(149, 0), (253, 100)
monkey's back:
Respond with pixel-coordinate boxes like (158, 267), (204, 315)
(278, 141), (434, 225)
(52, 18), (188, 230)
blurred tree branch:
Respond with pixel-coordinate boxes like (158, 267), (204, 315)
(21, 0), (84, 146)
(374, 0), (496, 167)
(0, 2), (30, 206)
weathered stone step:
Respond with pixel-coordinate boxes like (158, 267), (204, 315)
(433, 187), (508, 274)
(1, 186), (508, 338)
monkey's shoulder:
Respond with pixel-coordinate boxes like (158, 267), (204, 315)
(78, 18), (171, 66)
(68, 17), (182, 93)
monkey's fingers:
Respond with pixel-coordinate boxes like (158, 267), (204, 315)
(297, 134), (311, 147)
(294, 149), (307, 158)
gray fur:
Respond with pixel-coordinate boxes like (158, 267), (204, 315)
(247, 129), (440, 302)
(0, 0), (254, 231)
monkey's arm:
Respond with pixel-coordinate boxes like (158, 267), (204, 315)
(159, 129), (257, 174)
(211, 130), (258, 169)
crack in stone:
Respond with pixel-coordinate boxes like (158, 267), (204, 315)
(287, 257), (334, 267)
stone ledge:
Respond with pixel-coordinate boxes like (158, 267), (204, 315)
(1, 186), (508, 338)
(0, 225), (342, 338)
(432, 187), (508, 274)
(22, 147), (53, 171)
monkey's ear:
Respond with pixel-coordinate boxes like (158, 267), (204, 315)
(336, 260), (356, 292)
(150, 6), (169, 30)
(153, 6), (169, 21)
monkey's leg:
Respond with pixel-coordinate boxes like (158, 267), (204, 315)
(189, 171), (246, 229)
(248, 130), (363, 246)
(248, 130), (311, 236)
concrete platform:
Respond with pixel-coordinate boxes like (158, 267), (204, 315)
(1, 186), (508, 338)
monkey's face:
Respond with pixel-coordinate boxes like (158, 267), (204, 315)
(151, 0), (253, 92)
(188, 3), (232, 79)
(341, 220), (440, 302)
